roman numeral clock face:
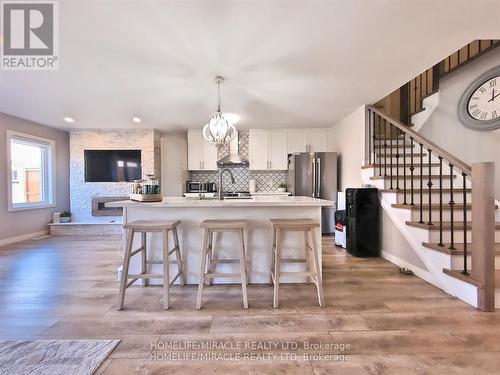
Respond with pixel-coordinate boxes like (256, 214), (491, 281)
(458, 66), (500, 131)
(467, 77), (499, 121)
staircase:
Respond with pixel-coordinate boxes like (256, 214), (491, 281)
(376, 40), (499, 127)
(363, 106), (498, 311)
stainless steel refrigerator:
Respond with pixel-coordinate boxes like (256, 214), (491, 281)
(287, 152), (338, 234)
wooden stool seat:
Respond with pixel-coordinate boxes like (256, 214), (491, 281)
(196, 219), (249, 309)
(124, 220), (180, 231)
(270, 218), (324, 308)
(270, 219), (320, 229)
(118, 220), (185, 311)
(200, 220), (247, 230)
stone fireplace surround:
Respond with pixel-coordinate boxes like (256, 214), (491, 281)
(70, 129), (161, 223)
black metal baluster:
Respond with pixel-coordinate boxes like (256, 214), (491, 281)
(418, 143), (424, 223)
(449, 164), (455, 250)
(396, 128), (400, 190)
(427, 149), (433, 225)
(378, 116), (382, 176)
(389, 123), (393, 189)
(403, 133), (407, 204)
(462, 172), (469, 275)
(438, 156), (444, 246)
(410, 137), (415, 205)
(368, 110), (372, 165)
(384, 119), (388, 177)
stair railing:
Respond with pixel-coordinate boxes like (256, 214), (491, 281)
(367, 105), (472, 271)
(366, 105), (496, 311)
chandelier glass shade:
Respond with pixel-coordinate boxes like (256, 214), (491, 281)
(202, 76), (236, 147)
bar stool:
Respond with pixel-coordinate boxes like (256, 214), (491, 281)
(196, 220), (248, 309)
(270, 219), (324, 308)
(118, 220), (185, 310)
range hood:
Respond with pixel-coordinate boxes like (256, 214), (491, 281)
(216, 132), (249, 166)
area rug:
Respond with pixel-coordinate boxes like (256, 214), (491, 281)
(0, 339), (119, 375)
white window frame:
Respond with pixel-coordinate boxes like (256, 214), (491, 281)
(6, 130), (56, 212)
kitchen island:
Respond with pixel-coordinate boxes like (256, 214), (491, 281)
(108, 196), (335, 284)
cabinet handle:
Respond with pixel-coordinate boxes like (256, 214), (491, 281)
(200, 161), (202, 170)
(269, 161), (272, 170)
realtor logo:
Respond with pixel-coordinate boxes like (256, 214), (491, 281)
(1, 1), (59, 70)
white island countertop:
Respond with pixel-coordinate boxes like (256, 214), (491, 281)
(107, 196), (335, 208)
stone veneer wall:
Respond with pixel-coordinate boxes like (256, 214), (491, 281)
(190, 132), (287, 192)
(70, 129), (160, 222)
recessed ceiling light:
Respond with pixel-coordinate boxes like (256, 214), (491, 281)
(132, 116), (142, 124)
(63, 116), (75, 123)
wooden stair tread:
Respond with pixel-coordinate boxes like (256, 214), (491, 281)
(362, 163), (440, 169)
(423, 242), (500, 255)
(406, 221), (500, 230)
(442, 269), (482, 288)
(442, 269), (500, 289)
(392, 203), (498, 210)
(374, 153), (427, 157)
(373, 145), (415, 149)
(370, 175), (456, 180)
(379, 188), (472, 193)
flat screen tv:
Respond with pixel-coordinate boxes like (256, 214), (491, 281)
(84, 150), (142, 182)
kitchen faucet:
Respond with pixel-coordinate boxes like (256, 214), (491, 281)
(218, 168), (235, 200)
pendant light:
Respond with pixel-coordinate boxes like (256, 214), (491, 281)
(202, 76), (236, 147)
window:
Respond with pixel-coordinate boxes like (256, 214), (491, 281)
(7, 131), (55, 211)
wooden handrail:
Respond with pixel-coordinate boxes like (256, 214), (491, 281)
(367, 105), (472, 175)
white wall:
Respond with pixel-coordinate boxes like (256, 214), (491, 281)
(70, 129), (160, 222)
(160, 132), (188, 197)
(0, 113), (70, 242)
(330, 105), (366, 191)
(419, 47), (500, 198)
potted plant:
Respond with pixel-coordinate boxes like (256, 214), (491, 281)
(60, 211), (71, 223)
(277, 183), (287, 193)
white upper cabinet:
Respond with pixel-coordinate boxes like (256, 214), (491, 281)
(287, 129), (328, 154)
(249, 129), (287, 170)
(187, 130), (218, 171)
(306, 129), (328, 152)
(249, 130), (269, 170)
(287, 130), (307, 154)
(269, 131), (288, 170)
(202, 138), (218, 170)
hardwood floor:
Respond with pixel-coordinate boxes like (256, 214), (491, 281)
(1, 235), (499, 374)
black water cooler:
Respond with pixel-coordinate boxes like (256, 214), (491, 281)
(346, 188), (380, 257)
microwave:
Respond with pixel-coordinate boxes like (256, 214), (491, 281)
(186, 181), (217, 193)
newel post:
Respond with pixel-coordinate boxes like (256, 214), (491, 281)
(471, 162), (495, 311)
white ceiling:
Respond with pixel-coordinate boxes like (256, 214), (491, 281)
(1, 0), (499, 131)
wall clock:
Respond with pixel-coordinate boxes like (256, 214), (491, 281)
(458, 65), (500, 131)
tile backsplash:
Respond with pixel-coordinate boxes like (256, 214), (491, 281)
(189, 131), (287, 192)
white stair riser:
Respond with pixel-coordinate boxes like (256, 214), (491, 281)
(374, 155), (428, 164)
(427, 229), (500, 243)
(396, 192), (471, 204)
(451, 254), (500, 270)
(372, 166), (448, 175)
(382, 178), (461, 189)
(410, 209), (472, 222)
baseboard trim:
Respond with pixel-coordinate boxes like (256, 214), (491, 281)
(381, 250), (437, 286)
(0, 230), (50, 247)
